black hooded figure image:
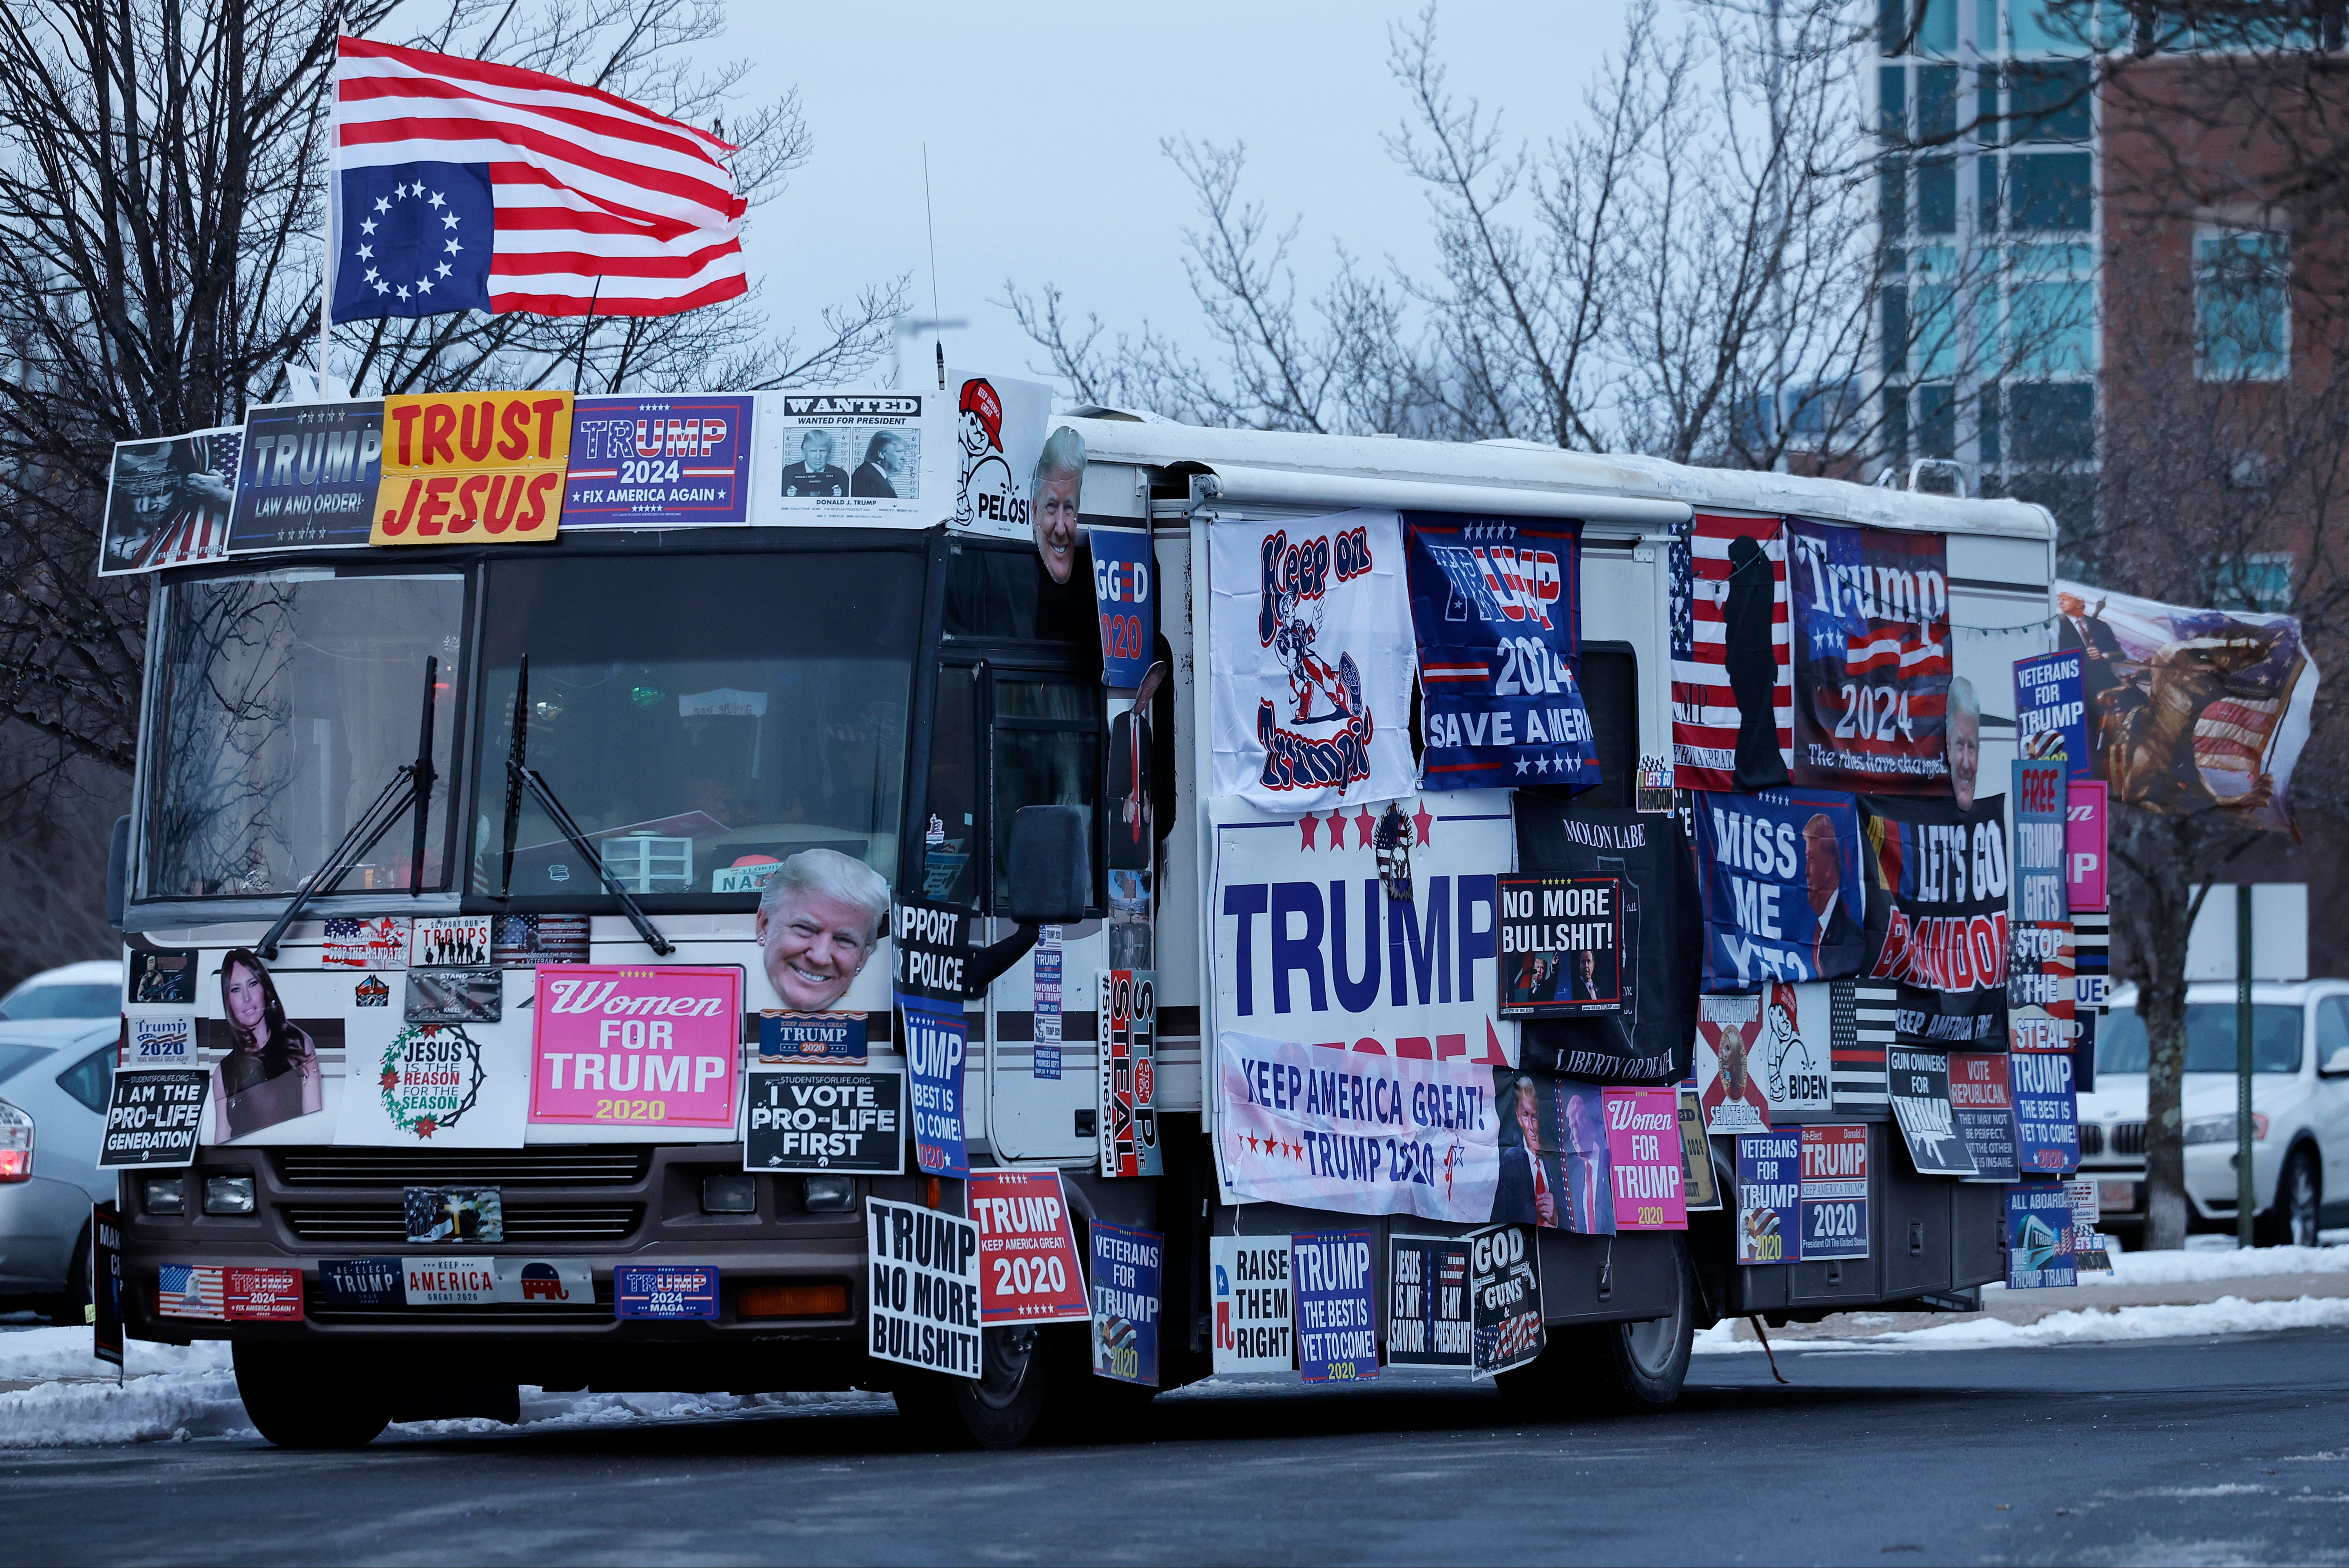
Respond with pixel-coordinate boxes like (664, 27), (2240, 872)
(1724, 533), (1790, 791)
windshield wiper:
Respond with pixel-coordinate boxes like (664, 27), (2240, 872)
(499, 653), (674, 957)
(259, 655), (441, 959)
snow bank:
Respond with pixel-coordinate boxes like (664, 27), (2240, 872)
(1693, 1292), (2349, 1356)
(2088, 1242), (2349, 1288)
(0, 1327), (228, 1384)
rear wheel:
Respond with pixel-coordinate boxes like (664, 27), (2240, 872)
(2256, 1147), (2321, 1249)
(894, 1324), (1056, 1450)
(233, 1343), (393, 1449)
(1497, 1237), (1696, 1417)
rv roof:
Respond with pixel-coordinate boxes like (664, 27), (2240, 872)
(1060, 416), (2054, 541)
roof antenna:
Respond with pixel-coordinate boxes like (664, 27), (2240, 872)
(923, 142), (944, 391)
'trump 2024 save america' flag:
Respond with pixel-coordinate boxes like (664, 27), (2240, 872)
(330, 36), (746, 320)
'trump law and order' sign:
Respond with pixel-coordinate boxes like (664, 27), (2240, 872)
(1216, 1030), (1500, 1223)
(866, 1197), (980, 1377)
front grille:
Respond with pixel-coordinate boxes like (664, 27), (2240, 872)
(273, 1148), (651, 1188)
(285, 1205), (642, 1243)
(2112, 1121), (2146, 1156)
(2079, 1123), (2103, 1156)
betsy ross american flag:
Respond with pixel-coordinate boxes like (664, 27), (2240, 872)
(329, 36), (746, 321)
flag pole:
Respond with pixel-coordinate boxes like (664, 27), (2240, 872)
(317, 22), (341, 401)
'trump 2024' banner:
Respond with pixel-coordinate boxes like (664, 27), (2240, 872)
(565, 394), (753, 526)
(1404, 515), (1598, 792)
(1787, 518), (1953, 794)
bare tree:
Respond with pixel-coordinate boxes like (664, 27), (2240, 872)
(1010, 1), (2062, 476)
(0, 0), (904, 981)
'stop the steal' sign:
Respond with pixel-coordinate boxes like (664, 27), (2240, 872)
(865, 1197), (981, 1377)
(373, 391), (570, 544)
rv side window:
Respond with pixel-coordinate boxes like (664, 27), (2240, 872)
(921, 664), (1101, 915)
(1568, 644), (1638, 809)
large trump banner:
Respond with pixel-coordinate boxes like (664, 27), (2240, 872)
(1787, 518), (1953, 794)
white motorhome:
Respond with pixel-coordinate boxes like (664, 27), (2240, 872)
(111, 393), (2056, 1448)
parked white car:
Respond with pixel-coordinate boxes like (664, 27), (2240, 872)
(0, 959), (123, 1022)
(2079, 981), (2349, 1247)
(0, 1019), (117, 1315)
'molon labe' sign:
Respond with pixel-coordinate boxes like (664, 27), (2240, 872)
(372, 390), (571, 544)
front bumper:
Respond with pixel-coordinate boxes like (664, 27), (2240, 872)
(117, 1144), (905, 1385)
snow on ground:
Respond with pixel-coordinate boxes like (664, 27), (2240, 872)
(0, 1327), (884, 1450)
(1692, 1292), (2349, 1356)
(2057, 1240), (2349, 1290)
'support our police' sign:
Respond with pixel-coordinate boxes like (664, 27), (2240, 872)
(866, 1198), (980, 1377)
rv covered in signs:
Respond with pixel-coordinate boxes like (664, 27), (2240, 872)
(106, 383), (2053, 1449)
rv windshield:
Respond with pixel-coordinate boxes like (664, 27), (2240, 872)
(474, 551), (921, 898)
(141, 570), (463, 899)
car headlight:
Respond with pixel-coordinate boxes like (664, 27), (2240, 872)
(803, 1175), (855, 1212)
(0, 1098), (30, 1182)
(143, 1176), (186, 1215)
(2183, 1114), (2268, 1145)
(202, 1174), (255, 1214)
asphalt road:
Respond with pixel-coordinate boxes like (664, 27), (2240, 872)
(8, 1329), (2349, 1567)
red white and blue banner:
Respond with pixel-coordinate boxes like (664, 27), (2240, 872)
(330, 36), (746, 320)
(1404, 516), (1598, 792)
(1787, 518), (1953, 794)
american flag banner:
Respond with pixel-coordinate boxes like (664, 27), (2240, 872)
(1836, 978), (1892, 1112)
(157, 1265), (226, 1320)
(1670, 513), (1792, 791)
(329, 36), (746, 321)
(1786, 517), (1953, 795)
(96, 428), (241, 577)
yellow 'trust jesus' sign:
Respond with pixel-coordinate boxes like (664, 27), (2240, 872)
(371, 390), (571, 545)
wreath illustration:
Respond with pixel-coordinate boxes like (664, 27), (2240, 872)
(378, 1023), (485, 1139)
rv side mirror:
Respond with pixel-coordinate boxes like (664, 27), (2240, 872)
(1007, 805), (1089, 924)
(106, 814), (131, 933)
(2323, 1045), (2349, 1078)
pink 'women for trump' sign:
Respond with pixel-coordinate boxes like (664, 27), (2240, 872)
(1603, 1086), (1688, 1230)
(530, 966), (741, 1128)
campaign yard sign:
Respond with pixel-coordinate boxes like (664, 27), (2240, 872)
(1678, 1090), (1722, 1211)
(1387, 1234), (1475, 1369)
(969, 1171), (1090, 1326)
(2015, 651), (2089, 764)
(228, 401), (385, 552)
(867, 1198), (981, 1378)
(1404, 515), (1598, 792)
(757, 1012), (867, 1065)
(564, 394), (754, 526)
(125, 1015), (195, 1067)
(1786, 518), (1954, 794)
(100, 1070), (208, 1168)
(1735, 1130), (1800, 1264)
(1212, 1237), (1296, 1375)
(2006, 1184), (2077, 1288)
(2068, 780), (2110, 913)
(1091, 526), (1158, 688)
(1604, 1087), (1688, 1230)
(2014, 1050), (2080, 1173)
(1696, 993), (1775, 1134)
(1949, 1052), (2022, 1183)
(528, 965), (741, 1128)
(1498, 875), (1623, 1018)
(1693, 788), (1866, 988)
(1099, 969), (1162, 1178)
(744, 1068), (903, 1174)
(2014, 760), (2069, 924)
(1798, 1124), (1869, 1261)
(894, 899), (972, 1178)
(1091, 1223), (1163, 1386)
(2009, 922), (2076, 1054)
(1291, 1230), (1379, 1384)
(1888, 1046), (1979, 1177)
(1468, 1223), (1544, 1375)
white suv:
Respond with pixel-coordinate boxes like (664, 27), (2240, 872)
(2079, 981), (2349, 1247)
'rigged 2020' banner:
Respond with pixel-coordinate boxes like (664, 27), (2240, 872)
(1692, 789), (1866, 991)
(1787, 518), (1953, 794)
(1861, 793), (2011, 1046)
(1404, 515), (1599, 792)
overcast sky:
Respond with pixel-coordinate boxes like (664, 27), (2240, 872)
(721, 0), (1635, 395)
